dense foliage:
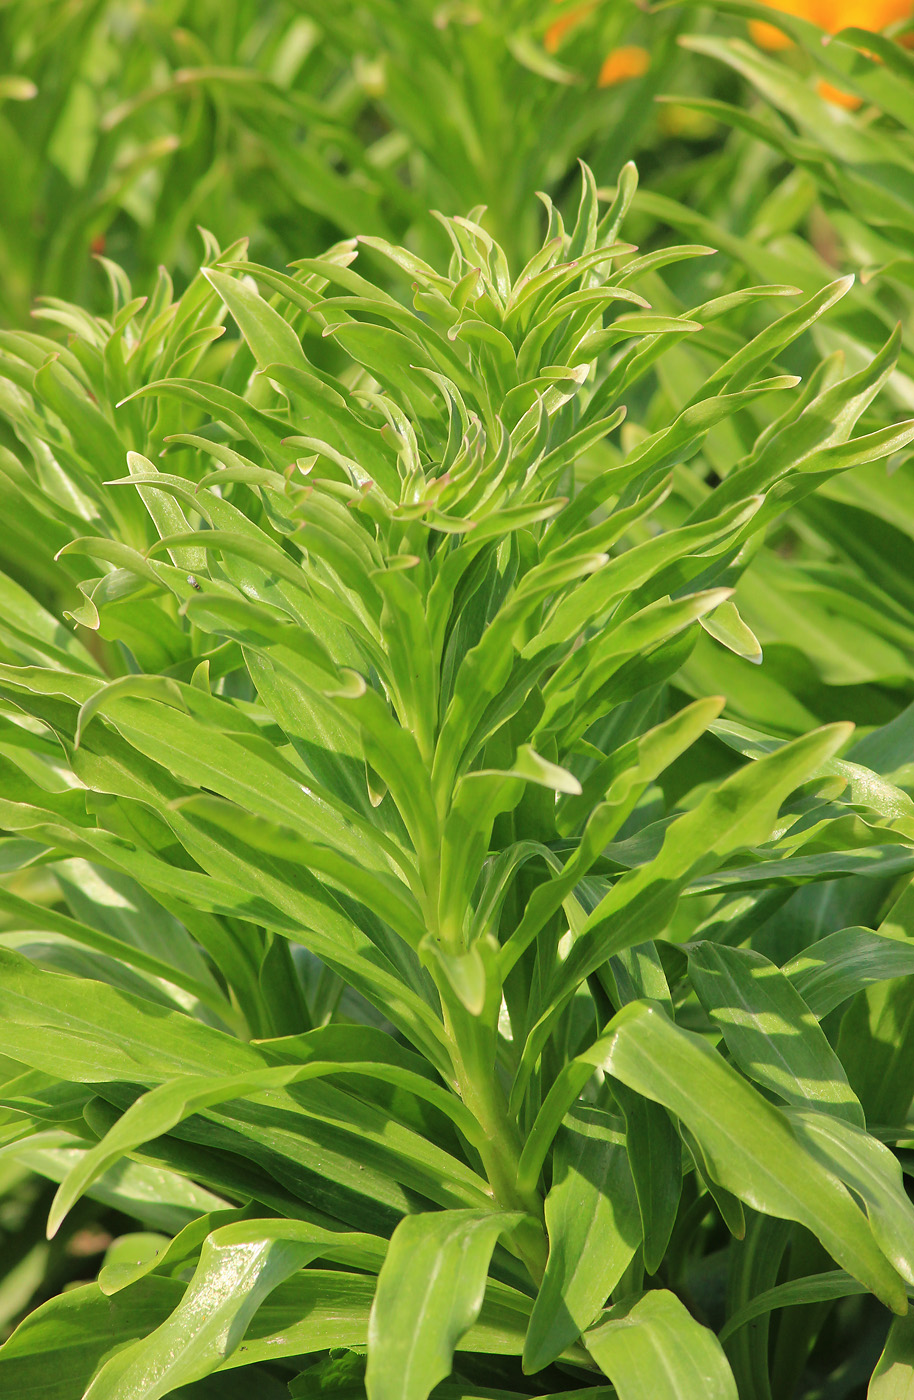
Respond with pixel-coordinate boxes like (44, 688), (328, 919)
(1, 3), (914, 1398)
(0, 0), (688, 321)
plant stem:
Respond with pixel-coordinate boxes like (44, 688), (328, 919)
(441, 996), (549, 1282)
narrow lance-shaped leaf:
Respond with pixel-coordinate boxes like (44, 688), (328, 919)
(614, 1084), (681, 1276)
(202, 268), (309, 372)
(720, 1271), (868, 1346)
(784, 1108), (914, 1288)
(366, 1211), (524, 1400)
(523, 1107), (642, 1374)
(783, 927), (914, 1019)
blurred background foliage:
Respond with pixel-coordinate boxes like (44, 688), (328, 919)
(0, 0), (715, 321)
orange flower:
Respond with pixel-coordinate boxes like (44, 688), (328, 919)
(749, 0), (813, 50)
(750, 0), (914, 48)
(830, 0), (913, 24)
(749, 0), (914, 105)
(598, 45), (650, 86)
(751, 21), (795, 49)
(541, 3), (650, 87)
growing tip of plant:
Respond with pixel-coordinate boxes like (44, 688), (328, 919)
(322, 669), (367, 700)
(46, 1193), (69, 1241)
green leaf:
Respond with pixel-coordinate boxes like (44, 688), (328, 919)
(585, 1289), (738, 1400)
(84, 1221), (382, 1398)
(699, 600), (762, 664)
(700, 275), (854, 400)
(119, 379), (294, 470)
(75, 675), (189, 748)
(514, 722), (856, 1114)
(172, 795), (427, 951)
(557, 696), (724, 839)
(97, 1233), (172, 1295)
(614, 1085), (681, 1276)
(221, 1268), (538, 1369)
(783, 928), (914, 1019)
(0, 945), (264, 1083)
(553, 723), (853, 1001)
(47, 1061), (481, 1239)
(869, 1311), (914, 1399)
(122, 451), (209, 571)
(0, 875), (228, 1019)
(366, 1211), (523, 1400)
(720, 1270), (868, 1345)
(530, 498), (762, 658)
(484, 745), (582, 796)
(524, 1107), (641, 1373)
(594, 1002), (907, 1311)
(785, 1108), (914, 1288)
(687, 943), (865, 1125)
(0, 1278), (182, 1400)
(16, 1139), (229, 1235)
(202, 268), (309, 371)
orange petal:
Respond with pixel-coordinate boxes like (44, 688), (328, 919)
(749, 18), (796, 49)
(748, 0), (914, 41)
(598, 45), (650, 87)
(544, 2), (593, 53)
(746, 1), (840, 46)
(829, 0), (913, 29)
(817, 78), (864, 108)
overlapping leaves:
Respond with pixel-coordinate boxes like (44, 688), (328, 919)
(0, 166), (911, 1399)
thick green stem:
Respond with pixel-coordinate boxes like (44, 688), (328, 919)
(427, 781), (548, 1278)
(441, 997), (549, 1282)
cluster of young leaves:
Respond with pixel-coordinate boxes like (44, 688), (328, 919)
(0, 0), (693, 326)
(0, 162), (912, 1397)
